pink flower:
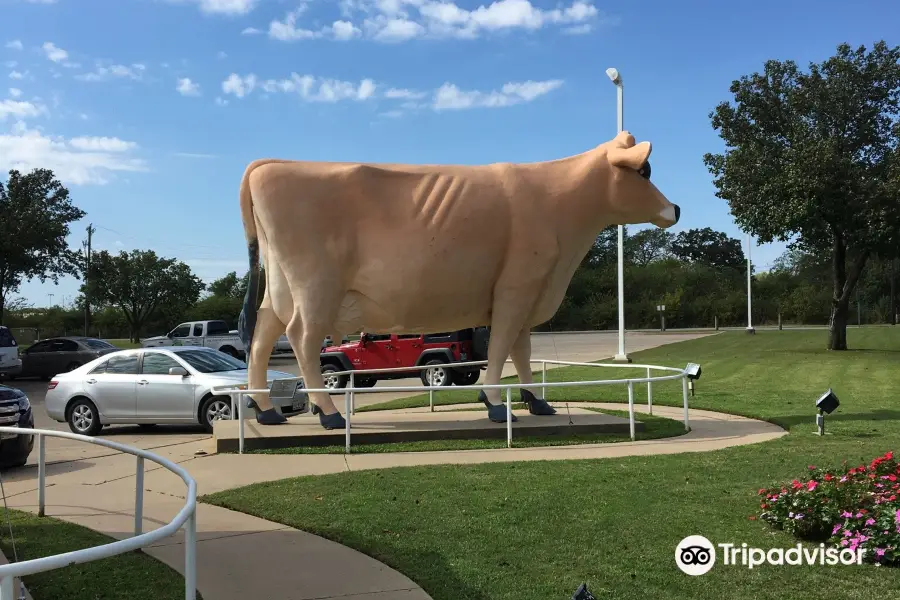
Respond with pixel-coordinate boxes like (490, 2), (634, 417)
(832, 524), (842, 535)
(807, 480), (818, 491)
(875, 548), (886, 557)
(866, 518), (876, 526)
(895, 509), (900, 524)
(842, 511), (853, 518)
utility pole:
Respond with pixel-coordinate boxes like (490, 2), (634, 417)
(47, 293), (54, 307)
(83, 224), (95, 336)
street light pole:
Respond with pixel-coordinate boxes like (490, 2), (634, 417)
(606, 67), (631, 363)
(746, 233), (755, 334)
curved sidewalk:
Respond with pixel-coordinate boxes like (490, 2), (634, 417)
(1, 403), (785, 600)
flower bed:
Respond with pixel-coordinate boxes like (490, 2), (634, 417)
(757, 450), (900, 566)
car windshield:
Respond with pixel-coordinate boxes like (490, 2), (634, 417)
(173, 349), (246, 373)
(83, 338), (115, 350)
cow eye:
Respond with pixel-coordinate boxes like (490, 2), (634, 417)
(638, 161), (651, 179)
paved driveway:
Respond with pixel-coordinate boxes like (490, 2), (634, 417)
(8, 330), (710, 466)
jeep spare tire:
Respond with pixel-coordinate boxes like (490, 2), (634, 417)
(421, 358), (452, 387)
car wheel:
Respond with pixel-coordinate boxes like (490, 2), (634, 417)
(421, 359), (452, 387)
(67, 398), (102, 436)
(321, 364), (348, 390)
(200, 395), (233, 432)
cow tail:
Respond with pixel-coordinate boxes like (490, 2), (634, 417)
(237, 161), (264, 355)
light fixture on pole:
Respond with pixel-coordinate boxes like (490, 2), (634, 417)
(656, 304), (666, 332)
(746, 232), (755, 334)
(814, 388), (840, 436)
(685, 362), (702, 397)
(606, 67), (631, 363)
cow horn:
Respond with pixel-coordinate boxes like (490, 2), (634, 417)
(608, 140), (652, 170)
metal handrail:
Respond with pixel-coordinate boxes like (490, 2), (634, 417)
(0, 428), (198, 600)
(212, 358), (693, 454)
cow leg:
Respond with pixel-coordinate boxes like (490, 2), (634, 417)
(510, 326), (556, 416)
(284, 310), (347, 430)
(246, 294), (288, 424)
(476, 290), (540, 423)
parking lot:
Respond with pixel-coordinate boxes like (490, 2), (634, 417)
(7, 331), (709, 467)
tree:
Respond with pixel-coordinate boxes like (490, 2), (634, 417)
(208, 271), (243, 299)
(581, 225), (624, 268)
(82, 250), (205, 342)
(670, 227), (745, 270)
(704, 41), (900, 349)
(626, 228), (673, 266)
(0, 168), (86, 325)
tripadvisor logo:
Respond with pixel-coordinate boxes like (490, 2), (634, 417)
(675, 535), (865, 575)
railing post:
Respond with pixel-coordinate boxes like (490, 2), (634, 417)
(646, 367), (653, 415)
(506, 387), (512, 448)
(541, 360), (547, 399)
(429, 388), (434, 412)
(681, 375), (690, 431)
(344, 390), (351, 454)
(184, 511), (197, 600)
(37, 433), (45, 517)
(134, 456), (144, 537)
(0, 575), (13, 600)
(627, 381), (635, 441)
(349, 372), (356, 415)
(237, 393), (245, 455)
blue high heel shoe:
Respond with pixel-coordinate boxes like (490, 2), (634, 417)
(477, 390), (517, 423)
(520, 389), (556, 415)
(246, 397), (287, 425)
(311, 404), (347, 430)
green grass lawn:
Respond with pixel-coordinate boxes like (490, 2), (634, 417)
(247, 408), (687, 454)
(202, 328), (900, 600)
(0, 509), (197, 600)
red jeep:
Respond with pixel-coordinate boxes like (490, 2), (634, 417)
(319, 328), (489, 390)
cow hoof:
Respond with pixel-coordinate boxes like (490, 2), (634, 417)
(521, 389), (556, 416)
(318, 410), (347, 430)
(256, 408), (288, 425)
(478, 390), (517, 422)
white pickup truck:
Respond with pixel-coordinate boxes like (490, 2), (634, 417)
(141, 320), (246, 359)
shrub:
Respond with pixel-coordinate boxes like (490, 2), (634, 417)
(757, 450), (900, 566)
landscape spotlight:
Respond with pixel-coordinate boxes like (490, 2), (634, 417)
(815, 388), (840, 436)
(685, 363), (702, 380)
(572, 583), (597, 600)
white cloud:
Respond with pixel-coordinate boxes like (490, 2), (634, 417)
(385, 87), (426, 100)
(167, 0), (258, 15)
(8, 88), (22, 98)
(0, 99), (46, 120)
(223, 72), (379, 103)
(214, 96), (229, 106)
(261, 0), (604, 42)
(241, 27), (262, 35)
(76, 62), (145, 82)
(68, 136), (138, 152)
(216, 51), (228, 59)
(432, 79), (563, 110)
(8, 71), (24, 80)
(5, 40), (23, 51)
(176, 77), (201, 96)
(0, 122), (148, 186)
(41, 41), (68, 63)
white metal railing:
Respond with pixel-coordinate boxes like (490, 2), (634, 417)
(0, 428), (198, 600)
(212, 358), (693, 454)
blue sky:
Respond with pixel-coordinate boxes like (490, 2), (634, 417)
(2, 0), (898, 309)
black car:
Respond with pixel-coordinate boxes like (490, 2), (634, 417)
(0, 384), (34, 469)
(16, 336), (119, 381)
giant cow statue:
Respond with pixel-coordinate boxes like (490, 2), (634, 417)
(237, 130), (680, 429)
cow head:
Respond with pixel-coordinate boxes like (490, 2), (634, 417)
(603, 131), (680, 229)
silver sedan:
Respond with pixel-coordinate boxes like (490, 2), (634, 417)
(44, 346), (306, 435)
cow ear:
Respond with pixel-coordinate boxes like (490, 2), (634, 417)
(608, 141), (652, 171)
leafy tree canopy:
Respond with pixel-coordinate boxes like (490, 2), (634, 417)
(670, 227), (745, 270)
(0, 168), (86, 324)
(82, 249), (205, 341)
